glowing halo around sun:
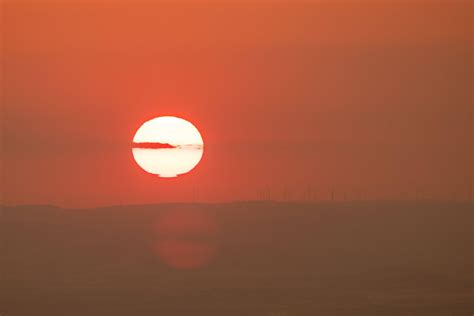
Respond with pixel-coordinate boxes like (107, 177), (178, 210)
(132, 116), (204, 177)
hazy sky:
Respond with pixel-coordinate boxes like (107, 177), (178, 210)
(1, 0), (472, 207)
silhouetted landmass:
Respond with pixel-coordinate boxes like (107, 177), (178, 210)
(0, 201), (472, 316)
(132, 142), (176, 149)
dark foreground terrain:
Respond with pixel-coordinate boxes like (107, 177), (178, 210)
(1, 201), (472, 315)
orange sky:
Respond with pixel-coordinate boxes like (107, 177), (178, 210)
(1, 0), (472, 207)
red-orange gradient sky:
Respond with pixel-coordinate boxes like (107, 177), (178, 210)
(1, 0), (472, 207)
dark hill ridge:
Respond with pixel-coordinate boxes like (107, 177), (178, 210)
(1, 201), (472, 316)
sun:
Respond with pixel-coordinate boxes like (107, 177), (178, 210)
(132, 116), (204, 177)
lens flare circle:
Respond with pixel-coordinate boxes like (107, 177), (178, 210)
(153, 207), (219, 270)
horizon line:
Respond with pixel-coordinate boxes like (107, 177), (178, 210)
(2, 199), (473, 210)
